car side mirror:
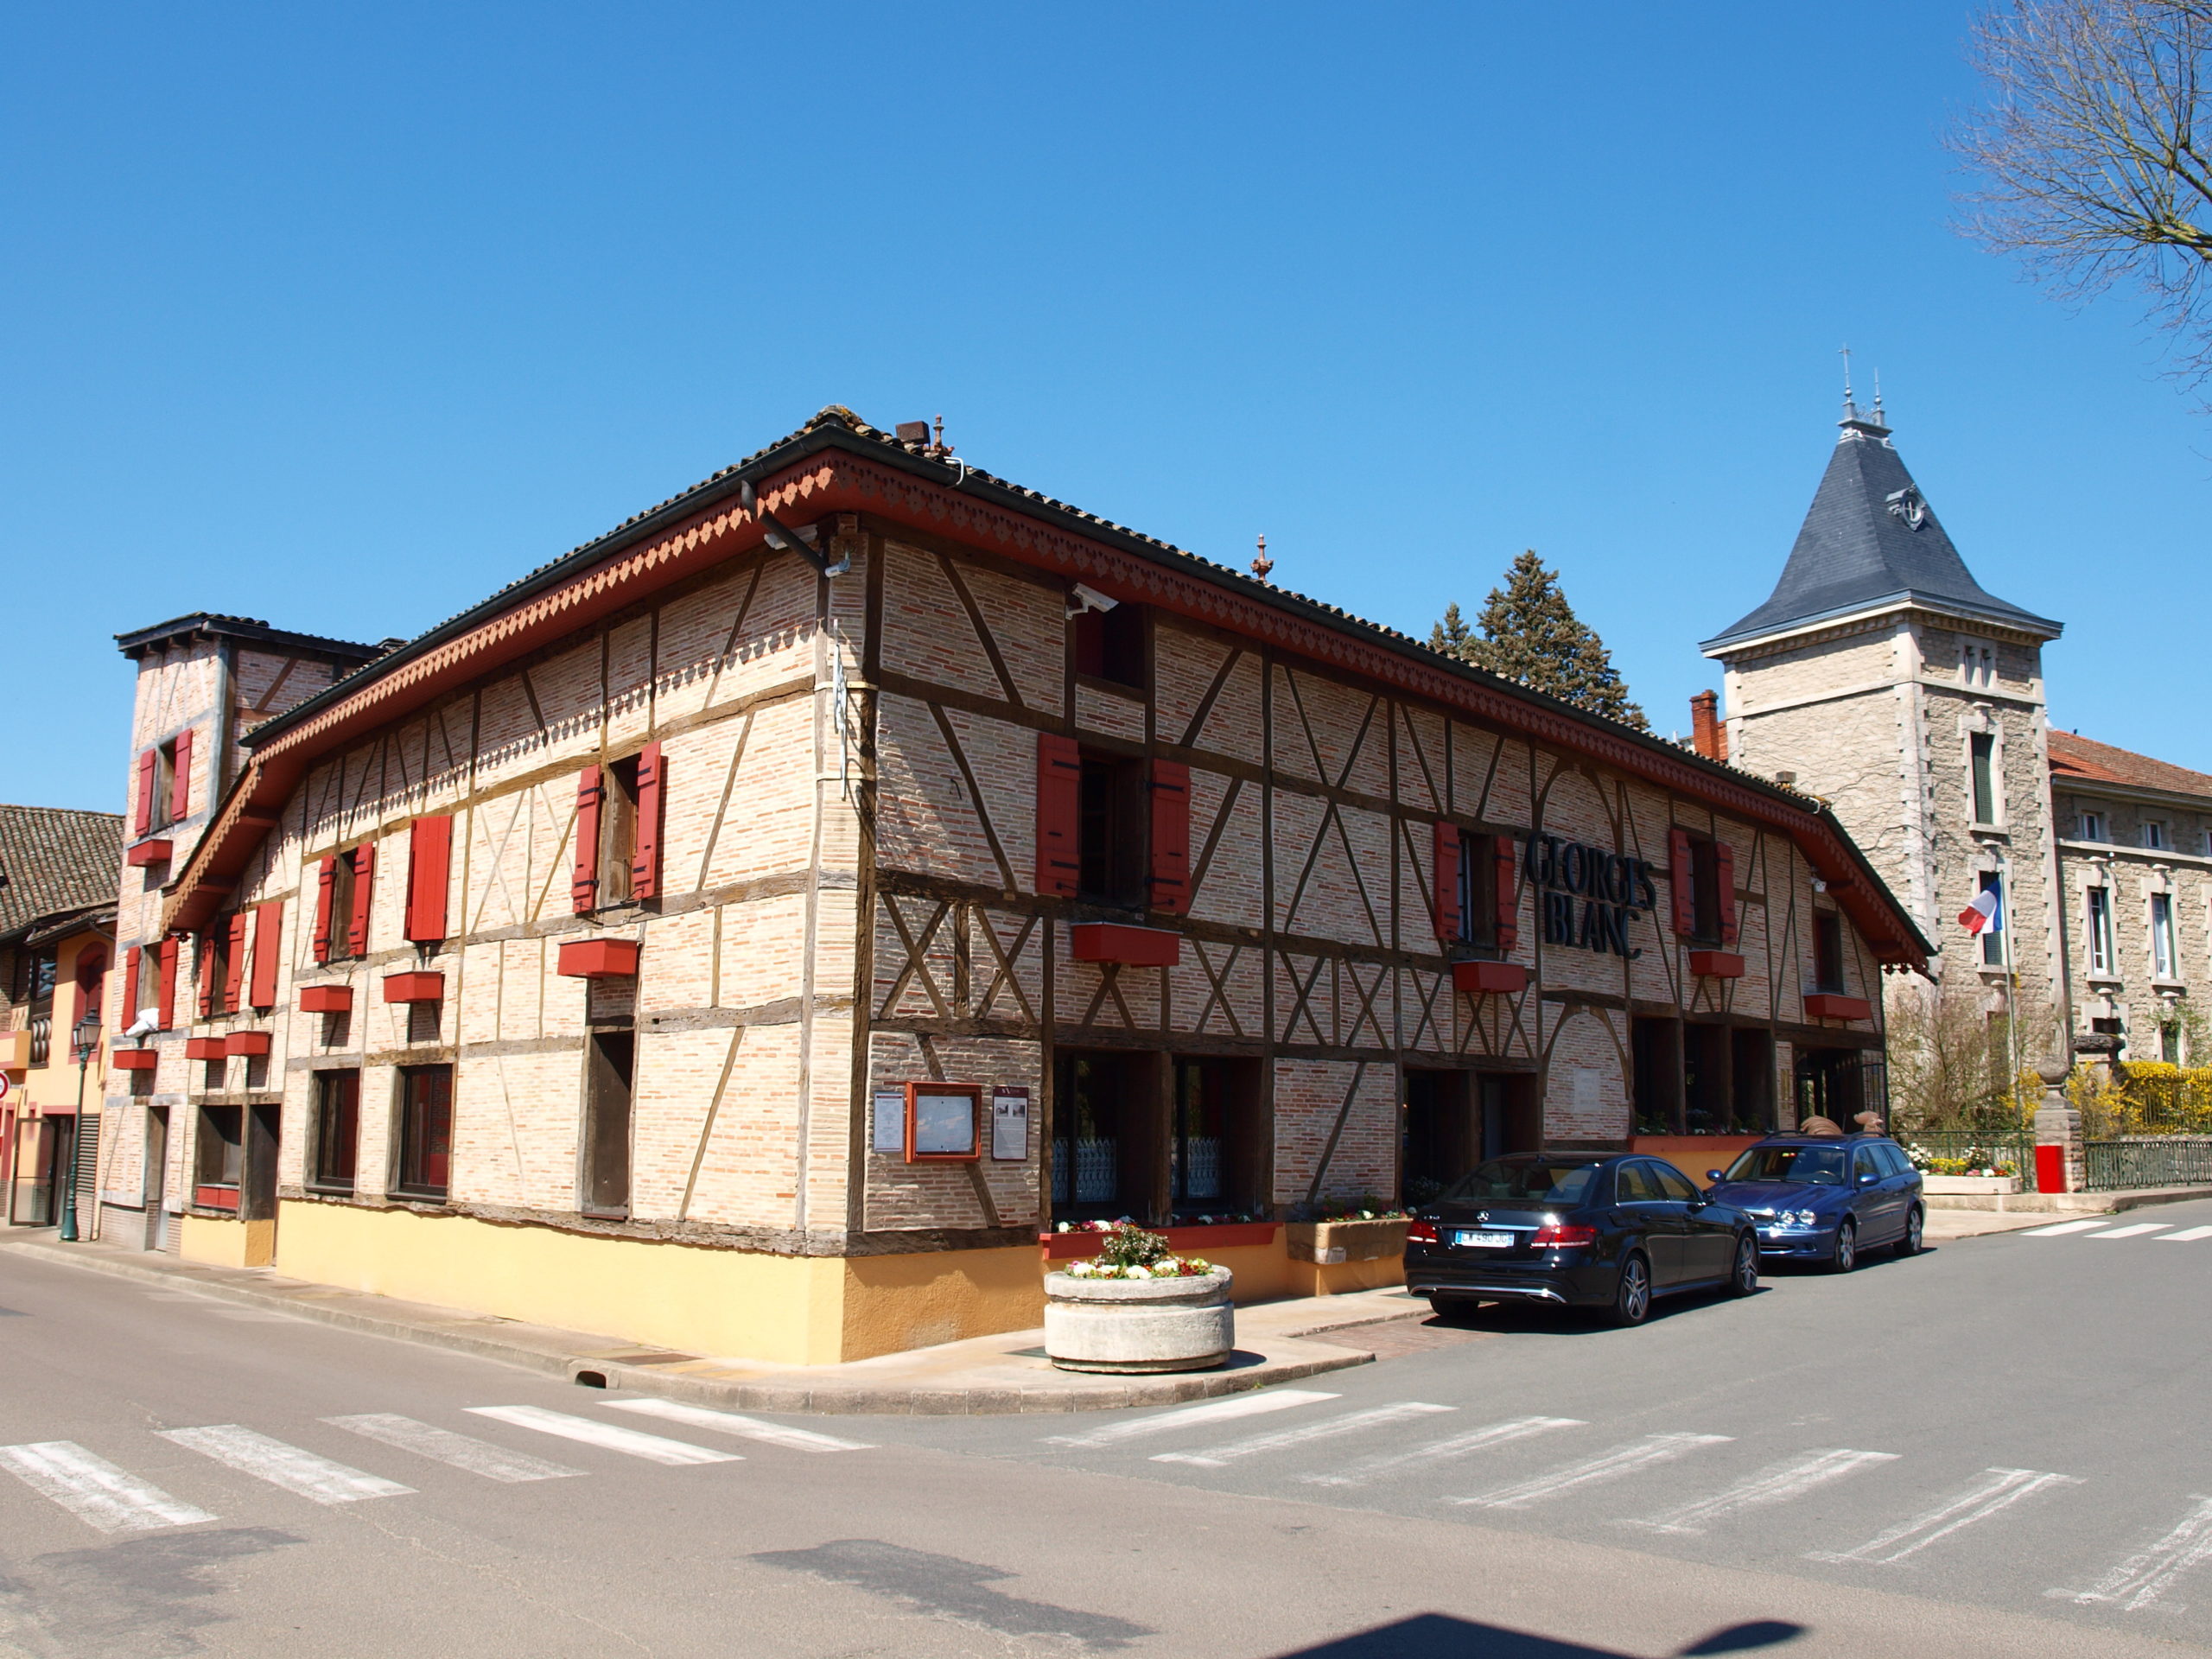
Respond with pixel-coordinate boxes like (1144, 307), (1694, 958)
(1705, 1170), (1725, 1184)
(1858, 1173), (1878, 1186)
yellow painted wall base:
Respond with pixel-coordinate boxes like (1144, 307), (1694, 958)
(180, 1216), (275, 1268)
(273, 1201), (1043, 1366)
(1288, 1254), (1407, 1298)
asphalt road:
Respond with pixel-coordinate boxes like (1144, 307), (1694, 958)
(3, 1201), (2209, 1659)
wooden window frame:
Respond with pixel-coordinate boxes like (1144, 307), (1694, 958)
(1072, 601), (1146, 691)
(310, 1069), (361, 1193)
(194, 1103), (244, 1209)
(1813, 911), (1847, 996)
(393, 1064), (454, 1200)
(1077, 749), (1147, 907)
(326, 849), (359, 963)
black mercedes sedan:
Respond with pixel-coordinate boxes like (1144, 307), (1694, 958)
(1403, 1153), (1760, 1327)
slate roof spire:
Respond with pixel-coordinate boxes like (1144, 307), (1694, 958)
(1701, 405), (2062, 652)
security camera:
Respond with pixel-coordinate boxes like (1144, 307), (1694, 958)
(1067, 583), (1119, 619)
(124, 1009), (159, 1041)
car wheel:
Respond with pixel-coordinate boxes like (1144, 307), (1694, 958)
(1827, 1220), (1857, 1274)
(1725, 1233), (1759, 1297)
(1606, 1254), (1652, 1326)
(1895, 1205), (1924, 1257)
(1427, 1296), (1482, 1327)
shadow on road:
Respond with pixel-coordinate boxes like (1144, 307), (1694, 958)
(1265, 1613), (1806, 1657)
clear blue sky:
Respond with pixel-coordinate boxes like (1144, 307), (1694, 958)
(6, 3), (2204, 812)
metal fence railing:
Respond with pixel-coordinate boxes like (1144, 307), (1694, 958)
(2082, 1139), (2212, 1192)
(1896, 1131), (2036, 1179)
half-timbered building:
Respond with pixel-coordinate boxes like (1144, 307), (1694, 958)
(104, 408), (1929, 1364)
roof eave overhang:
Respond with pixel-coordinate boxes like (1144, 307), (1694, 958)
(2050, 771), (2212, 812)
(1702, 592), (2063, 658)
(161, 426), (1931, 967)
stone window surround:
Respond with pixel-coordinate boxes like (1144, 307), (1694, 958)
(1958, 702), (2007, 830)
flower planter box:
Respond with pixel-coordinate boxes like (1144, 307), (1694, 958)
(112, 1048), (159, 1072)
(1044, 1268), (1234, 1374)
(1287, 1217), (1408, 1265)
(1039, 1222), (1277, 1260)
(1920, 1173), (2021, 1195)
(297, 984), (353, 1014)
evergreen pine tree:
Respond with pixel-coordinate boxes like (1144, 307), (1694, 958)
(1433, 550), (1649, 731)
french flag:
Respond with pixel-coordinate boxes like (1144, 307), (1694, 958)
(1959, 885), (2003, 937)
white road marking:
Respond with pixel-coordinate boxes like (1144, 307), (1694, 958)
(1301, 1416), (1586, 1488)
(0, 1441), (215, 1533)
(323, 1414), (583, 1482)
(156, 1426), (415, 1504)
(2024, 1220), (2111, 1236)
(2159, 1226), (2212, 1242)
(1623, 1447), (1898, 1535)
(212, 1310), (306, 1321)
(2085, 1224), (2171, 1240)
(602, 1397), (872, 1452)
(466, 1406), (739, 1465)
(1456, 1433), (1733, 1510)
(1152, 1402), (1455, 1468)
(1044, 1389), (1340, 1448)
(1811, 1467), (2081, 1565)
(143, 1293), (216, 1302)
(2050, 1495), (2212, 1611)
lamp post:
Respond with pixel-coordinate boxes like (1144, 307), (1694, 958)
(59, 1014), (99, 1242)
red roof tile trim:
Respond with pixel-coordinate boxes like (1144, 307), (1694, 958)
(2048, 730), (2212, 802)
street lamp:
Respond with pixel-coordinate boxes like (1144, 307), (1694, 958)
(59, 1014), (99, 1243)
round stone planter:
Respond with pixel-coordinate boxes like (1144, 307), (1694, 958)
(1043, 1268), (1235, 1374)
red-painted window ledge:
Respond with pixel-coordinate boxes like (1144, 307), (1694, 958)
(1804, 992), (1872, 1020)
(557, 939), (641, 978)
(1688, 950), (1745, 979)
(383, 971), (445, 1004)
(1069, 923), (1180, 968)
(1452, 960), (1528, 995)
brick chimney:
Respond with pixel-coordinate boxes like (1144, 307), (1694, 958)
(1690, 690), (1727, 762)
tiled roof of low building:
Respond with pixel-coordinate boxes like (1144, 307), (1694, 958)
(0, 804), (123, 938)
(114, 613), (387, 662)
(2049, 730), (2212, 802)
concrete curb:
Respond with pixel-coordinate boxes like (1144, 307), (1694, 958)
(1923, 1185), (2212, 1215)
(0, 1235), (1377, 1414)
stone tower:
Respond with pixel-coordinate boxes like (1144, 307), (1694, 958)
(1700, 399), (2068, 1048)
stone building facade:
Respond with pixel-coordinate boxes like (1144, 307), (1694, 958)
(99, 410), (1926, 1363)
(1703, 398), (2211, 1068)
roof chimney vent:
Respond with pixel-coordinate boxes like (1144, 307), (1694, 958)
(1689, 690), (1728, 763)
(894, 421), (931, 447)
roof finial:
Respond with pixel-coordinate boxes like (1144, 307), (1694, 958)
(1840, 343), (1854, 416)
(1250, 533), (1273, 584)
(1872, 368), (1884, 425)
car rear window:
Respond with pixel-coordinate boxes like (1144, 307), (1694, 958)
(1724, 1145), (1847, 1185)
(1446, 1160), (1601, 1205)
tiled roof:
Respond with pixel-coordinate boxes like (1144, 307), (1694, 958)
(2049, 730), (2212, 802)
(0, 804), (122, 938)
(1704, 414), (2062, 651)
(114, 613), (386, 662)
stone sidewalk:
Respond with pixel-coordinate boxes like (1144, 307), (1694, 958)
(0, 1230), (1407, 1414)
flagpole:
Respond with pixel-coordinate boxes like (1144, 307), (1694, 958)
(2001, 855), (2019, 1123)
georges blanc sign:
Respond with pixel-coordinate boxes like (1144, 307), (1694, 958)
(1524, 833), (1654, 958)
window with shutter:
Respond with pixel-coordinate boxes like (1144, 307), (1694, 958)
(313, 855), (338, 963)
(346, 842), (376, 958)
(1148, 760), (1191, 914)
(250, 900), (283, 1009)
(1713, 842), (1738, 947)
(122, 946), (143, 1031)
(1668, 827), (1698, 938)
(404, 816), (453, 943)
(222, 913), (249, 1014)
(631, 741), (665, 901)
(135, 751), (157, 836)
(1493, 836), (1519, 954)
(1432, 821), (1461, 941)
(157, 939), (180, 1029)
(597, 755), (640, 905)
(572, 765), (603, 913)
(1035, 734), (1081, 898)
(197, 929), (220, 1020)
(169, 728), (194, 823)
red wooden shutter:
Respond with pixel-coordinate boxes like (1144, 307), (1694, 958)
(1714, 841), (1738, 947)
(223, 912), (249, 1012)
(346, 842), (377, 957)
(405, 816), (454, 942)
(1035, 734), (1081, 899)
(313, 855), (338, 963)
(1494, 836), (1520, 954)
(1432, 821), (1461, 940)
(122, 946), (143, 1030)
(1668, 827), (1698, 937)
(169, 728), (194, 822)
(157, 939), (180, 1029)
(250, 900), (283, 1009)
(1148, 760), (1191, 914)
(572, 765), (603, 914)
(135, 751), (157, 835)
(631, 741), (665, 901)
(197, 929), (219, 1019)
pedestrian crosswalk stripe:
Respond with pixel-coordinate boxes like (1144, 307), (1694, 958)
(1152, 1402), (1454, 1468)
(2086, 1224), (2171, 1240)
(2024, 1220), (2109, 1236)
(1456, 1433), (1733, 1510)
(0, 1441), (215, 1533)
(2158, 1226), (2212, 1242)
(324, 1414), (583, 1482)
(1300, 1416), (1586, 1488)
(1811, 1466), (2079, 1566)
(1623, 1447), (1898, 1535)
(157, 1426), (415, 1504)
(466, 1406), (740, 1465)
(601, 1397), (872, 1452)
(2050, 1494), (2212, 1611)
(1044, 1389), (1339, 1449)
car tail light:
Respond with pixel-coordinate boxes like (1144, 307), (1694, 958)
(1406, 1220), (1439, 1244)
(1531, 1223), (1598, 1249)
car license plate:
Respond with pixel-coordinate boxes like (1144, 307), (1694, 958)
(1454, 1230), (1514, 1249)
